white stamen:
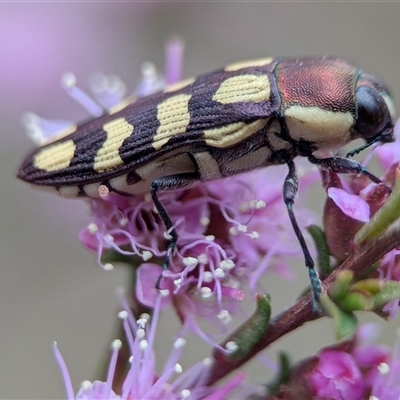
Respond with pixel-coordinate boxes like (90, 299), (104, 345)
(103, 263), (114, 271)
(229, 226), (238, 235)
(181, 389), (191, 399)
(88, 223), (98, 233)
(142, 251), (153, 261)
(135, 62), (162, 97)
(137, 317), (149, 329)
(197, 254), (208, 264)
(218, 309), (232, 324)
(119, 217), (128, 226)
(249, 231), (259, 239)
(203, 271), (214, 282)
(137, 329), (145, 339)
(200, 216), (210, 226)
(174, 338), (186, 348)
(174, 278), (183, 288)
(202, 357), (212, 366)
(61, 72), (77, 88)
(89, 72), (127, 108)
(61, 72), (103, 117)
(128, 355), (133, 363)
(225, 341), (239, 353)
(105, 234), (114, 242)
(237, 224), (247, 233)
(81, 380), (92, 388)
(140, 340), (148, 350)
(160, 289), (170, 297)
(144, 193), (152, 202)
(174, 363), (183, 374)
(214, 268), (225, 279)
(250, 199), (266, 209)
(205, 235), (215, 241)
(21, 112), (74, 146)
(118, 311), (128, 319)
(142, 62), (157, 79)
(377, 362), (390, 374)
(200, 287), (213, 298)
(183, 257), (198, 267)
(220, 259), (235, 270)
(112, 339), (122, 350)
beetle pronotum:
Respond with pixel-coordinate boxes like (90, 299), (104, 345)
(18, 57), (396, 305)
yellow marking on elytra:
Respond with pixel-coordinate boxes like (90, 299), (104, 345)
(224, 58), (274, 72)
(204, 119), (267, 148)
(108, 96), (137, 115)
(163, 77), (195, 93)
(213, 75), (270, 104)
(93, 118), (134, 172)
(33, 140), (76, 172)
(152, 94), (192, 150)
(285, 106), (354, 148)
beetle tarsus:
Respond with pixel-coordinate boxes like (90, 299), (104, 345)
(308, 155), (383, 184)
(309, 268), (322, 312)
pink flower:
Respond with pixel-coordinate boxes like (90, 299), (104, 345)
(310, 349), (363, 399)
(308, 325), (392, 399)
(53, 295), (245, 400)
(327, 187), (370, 222)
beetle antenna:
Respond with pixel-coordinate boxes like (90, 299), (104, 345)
(346, 134), (383, 158)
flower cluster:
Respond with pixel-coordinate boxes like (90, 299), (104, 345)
(309, 324), (400, 399)
(54, 294), (246, 400)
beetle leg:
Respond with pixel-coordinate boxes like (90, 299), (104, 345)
(284, 160), (322, 309)
(151, 173), (200, 290)
(308, 155), (382, 184)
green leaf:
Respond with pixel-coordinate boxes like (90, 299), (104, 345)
(266, 351), (292, 396)
(320, 293), (358, 341)
(307, 225), (331, 275)
(351, 279), (382, 295)
(371, 281), (400, 308)
(227, 294), (271, 360)
(337, 292), (372, 312)
(329, 270), (354, 300)
(355, 172), (400, 245)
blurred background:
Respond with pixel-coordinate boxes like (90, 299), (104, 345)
(2, 2), (400, 398)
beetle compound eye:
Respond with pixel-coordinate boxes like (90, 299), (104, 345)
(354, 86), (389, 141)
